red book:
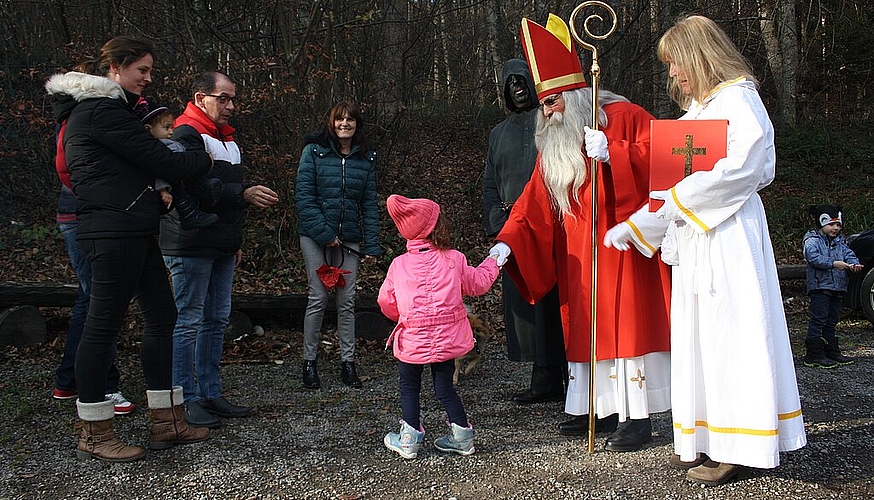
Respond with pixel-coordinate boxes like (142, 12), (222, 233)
(649, 119), (728, 211)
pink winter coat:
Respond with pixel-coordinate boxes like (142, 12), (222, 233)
(378, 239), (500, 364)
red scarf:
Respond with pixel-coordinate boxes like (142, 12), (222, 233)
(174, 101), (235, 142)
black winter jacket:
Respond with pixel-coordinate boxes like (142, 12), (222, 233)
(159, 102), (250, 256)
(45, 72), (211, 239)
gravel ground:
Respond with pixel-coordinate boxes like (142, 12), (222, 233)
(1, 292), (873, 499)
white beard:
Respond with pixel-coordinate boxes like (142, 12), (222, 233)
(536, 110), (587, 218)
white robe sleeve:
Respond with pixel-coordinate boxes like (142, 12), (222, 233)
(668, 85), (776, 233)
(625, 204), (671, 258)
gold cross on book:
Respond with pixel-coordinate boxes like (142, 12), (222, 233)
(671, 134), (707, 177)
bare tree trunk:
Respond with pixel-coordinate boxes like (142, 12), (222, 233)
(376, 0), (405, 123)
(778, 0), (799, 128)
(758, 0), (798, 128)
(486, 0), (504, 107)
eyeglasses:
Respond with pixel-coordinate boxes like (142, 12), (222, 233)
(202, 94), (239, 106)
(540, 93), (562, 108)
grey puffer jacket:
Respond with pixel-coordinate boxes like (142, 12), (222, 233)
(803, 228), (860, 293)
(294, 130), (381, 256)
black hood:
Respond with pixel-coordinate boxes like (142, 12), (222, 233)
(501, 58), (538, 113)
(303, 125), (333, 149)
(51, 93), (77, 125)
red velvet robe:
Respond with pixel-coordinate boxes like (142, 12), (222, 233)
(497, 101), (671, 363)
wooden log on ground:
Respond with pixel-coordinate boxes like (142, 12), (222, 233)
(0, 305), (47, 348)
(0, 264), (807, 317)
(0, 283), (79, 308)
(0, 282), (380, 312)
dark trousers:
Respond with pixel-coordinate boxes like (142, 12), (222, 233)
(807, 290), (843, 342)
(398, 359), (467, 431)
(55, 221), (120, 393)
(75, 236), (177, 403)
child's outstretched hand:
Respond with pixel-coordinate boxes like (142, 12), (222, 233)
(835, 261), (864, 273)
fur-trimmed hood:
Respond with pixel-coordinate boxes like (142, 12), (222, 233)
(45, 71), (126, 101)
(45, 72), (126, 124)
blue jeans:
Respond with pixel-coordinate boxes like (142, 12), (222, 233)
(55, 222), (121, 393)
(164, 254), (235, 402)
(807, 290), (844, 342)
(398, 360), (468, 430)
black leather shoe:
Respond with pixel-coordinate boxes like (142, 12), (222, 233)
(200, 396), (250, 418)
(303, 360), (321, 389)
(604, 418), (652, 452)
(512, 388), (565, 405)
(558, 413), (619, 436)
(183, 400), (221, 429)
(340, 361), (362, 388)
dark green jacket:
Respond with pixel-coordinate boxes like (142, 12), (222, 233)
(294, 131), (381, 256)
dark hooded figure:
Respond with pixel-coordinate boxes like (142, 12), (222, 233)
(482, 59), (567, 408)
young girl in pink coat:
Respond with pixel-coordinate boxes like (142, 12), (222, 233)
(379, 194), (500, 459)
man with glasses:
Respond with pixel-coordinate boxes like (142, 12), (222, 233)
(489, 15), (672, 452)
(160, 71), (278, 428)
(483, 59), (567, 406)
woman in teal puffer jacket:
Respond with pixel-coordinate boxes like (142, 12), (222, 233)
(295, 101), (380, 390)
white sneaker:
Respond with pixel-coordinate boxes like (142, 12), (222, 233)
(105, 392), (136, 415)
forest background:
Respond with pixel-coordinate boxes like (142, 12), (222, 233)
(1, 0), (873, 299)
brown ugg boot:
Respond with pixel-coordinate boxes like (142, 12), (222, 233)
(147, 386), (210, 450)
(76, 399), (145, 462)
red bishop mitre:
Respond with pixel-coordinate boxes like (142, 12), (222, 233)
(520, 13), (588, 100)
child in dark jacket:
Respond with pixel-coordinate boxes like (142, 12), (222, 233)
(378, 194), (500, 459)
(802, 204), (863, 368)
(134, 97), (219, 230)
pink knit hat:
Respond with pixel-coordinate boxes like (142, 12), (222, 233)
(386, 194), (440, 240)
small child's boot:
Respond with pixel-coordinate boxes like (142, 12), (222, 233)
(434, 422), (475, 456)
(384, 420), (424, 459)
(824, 336), (855, 366)
(803, 338), (838, 368)
(175, 197), (219, 230)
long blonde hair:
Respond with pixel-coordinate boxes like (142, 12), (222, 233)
(657, 15), (756, 108)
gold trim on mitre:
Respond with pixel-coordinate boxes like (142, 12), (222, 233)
(535, 74), (587, 95)
(521, 13), (587, 100)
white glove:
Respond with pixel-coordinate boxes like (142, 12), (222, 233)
(489, 242), (511, 266)
(584, 126), (610, 163)
(650, 189), (681, 221)
(603, 222), (633, 251)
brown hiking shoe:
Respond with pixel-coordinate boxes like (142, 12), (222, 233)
(686, 460), (745, 485)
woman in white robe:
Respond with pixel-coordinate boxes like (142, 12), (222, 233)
(651, 15), (807, 485)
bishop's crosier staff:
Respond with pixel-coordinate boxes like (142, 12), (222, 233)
(568, 0), (617, 454)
